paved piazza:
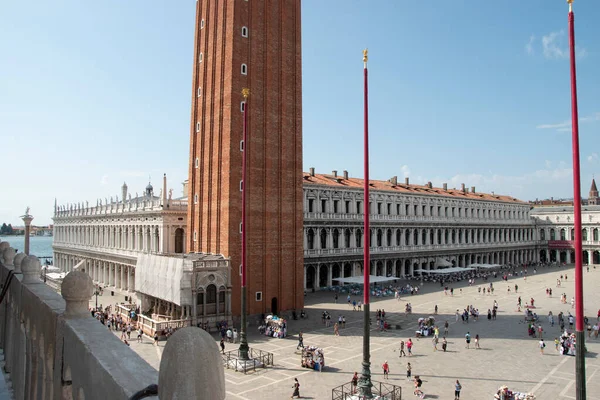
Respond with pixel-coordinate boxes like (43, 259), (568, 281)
(101, 264), (600, 399)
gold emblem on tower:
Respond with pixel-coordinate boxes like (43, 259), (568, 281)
(242, 88), (250, 99)
(362, 49), (368, 63)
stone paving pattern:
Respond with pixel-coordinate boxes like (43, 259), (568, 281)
(98, 264), (600, 400)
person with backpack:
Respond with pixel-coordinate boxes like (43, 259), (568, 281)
(539, 338), (546, 354)
(465, 332), (471, 349)
(454, 379), (462, 399)
(413, 375), (424, 399)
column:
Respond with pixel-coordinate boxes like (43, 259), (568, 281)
(120, 265), (124, 290)
(303, 266), (307, 289)
(327, 264), (332, 287)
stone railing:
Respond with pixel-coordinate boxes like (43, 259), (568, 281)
(0, 241), (224, 399)
(54, 198), (188, 218)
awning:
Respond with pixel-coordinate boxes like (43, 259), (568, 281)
(470, 263), (502, 269)
(435, 258), (453, 267)
(332, 275), (401, 284)
(413, 267), (475, 274)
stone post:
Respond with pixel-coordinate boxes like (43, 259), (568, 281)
(21, 210), (34, 255)
(158, 327), (225, 399)
(2, 247), (16, 268)
(61, 271), (93, 318)
(13, 253), (26, 273)
(21, 255), (41, 284)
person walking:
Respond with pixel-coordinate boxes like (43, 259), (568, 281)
(413, 376), (424, 399)
(465, 332), (471, 349)
(334, 323), (340, 336)
(475, 334), (480, 349)
(153, 332), (159, 346)
(220, 338), (225, 354)
(539, 338), (545, 354)
(137, 327), (143, 343)
(382, 360), (390, 379)
(406, 338), (413, 356)
(442, 337), (448, 352)
(406, 362), (412, 381)
(297, 331), (304, 349)
(454, 380), (462, 399)
(444, 320), (449, 336)
(399, 340), (406, 357)
(291, 378), (300, 399)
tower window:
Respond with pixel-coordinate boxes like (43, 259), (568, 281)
(197, 87), (201, 97)
(239, 222), (243, 233)
(199, 52), (203, 63)
(241, 64), (247, 75)
(195, 157), (199, 168)
(240, 102), (245, 112)
(241, 26), (248, 37)
(194, 194), (198, 204)
(201, 19), (205, 29)
(240, 140), (244, 151)
(240, 180), (243, 191)
(193, 231), (197, 241)
(255, 292), (262, 301)
(196, 122), (200, 132)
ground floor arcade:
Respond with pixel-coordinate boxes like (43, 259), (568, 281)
(542, 248), (600, 264)
(304, 248), (538, 289)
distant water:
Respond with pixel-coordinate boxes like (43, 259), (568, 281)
(0, 236), (54, 259)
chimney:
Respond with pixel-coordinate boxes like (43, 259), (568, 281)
(310, 167), (315, 177)
(163, 173), (168, 205)
(343, 170), (348, 180)
(443, 183), (447, 191)
(461, 183), (466, 192)
(471, 186), (476, 193)
(390, 176), (398, 186)
(427, 181), (432, 189)
(405, 177), (409, 185)
(332, 170), (337, 177)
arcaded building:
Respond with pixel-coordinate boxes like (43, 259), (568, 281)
(302, 170), (541, 289)
(186, 0), (304, 316)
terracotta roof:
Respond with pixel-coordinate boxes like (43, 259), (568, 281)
(302, 172), (526, 204)
(590, 178), (598, 193)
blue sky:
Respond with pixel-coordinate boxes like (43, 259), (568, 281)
(1, 0), (599, 226)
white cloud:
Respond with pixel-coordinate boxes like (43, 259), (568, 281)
(526, 35), (535, 55)
(400, 165), (411, 178)
(541, 30), (587, 60)
(588, 153), (598, 163)
(100, 174), (109, 185)
(536, 112), (600, 132)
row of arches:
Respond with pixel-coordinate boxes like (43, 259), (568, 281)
(540, 249), (600, 264)
(304, 249), (536, 289)
(54, 225), (186, 254)
(306, 227), (534, 250)
(541, 227), (600, 242)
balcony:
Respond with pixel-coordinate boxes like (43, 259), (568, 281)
(304, 240), (538, 258)
(303, 212), (531, 225)
(0, 243), (224, 399)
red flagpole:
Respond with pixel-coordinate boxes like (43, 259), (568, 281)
(357, 48), (374, 398)
(567, 1), (586, 399)
(239, 88), (250, 360)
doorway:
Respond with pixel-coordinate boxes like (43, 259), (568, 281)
(271, 297), (278, 316)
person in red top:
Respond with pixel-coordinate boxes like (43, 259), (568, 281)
(382, 361), (390, 379)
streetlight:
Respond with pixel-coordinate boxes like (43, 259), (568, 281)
(94, 284), (101, 311)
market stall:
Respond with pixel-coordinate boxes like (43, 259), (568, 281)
(494, 385), (535, 399)
(415, 316), (435, 337)
(301, 346), (325, 371)
(259, 315), (287, 338)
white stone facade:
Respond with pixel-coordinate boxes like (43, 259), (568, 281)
(52, 179), (187, 293)
(531, 204), (600, 264)
(302, 172), (541, 289)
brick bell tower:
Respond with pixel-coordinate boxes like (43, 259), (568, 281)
(186, 0), (304, 317)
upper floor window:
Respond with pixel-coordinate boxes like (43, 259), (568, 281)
(377, 203), (382, 215)
(241, 101), (245, 112)
(241, 63), (248, 75)
(308, 199), (314, 213)
(321, 199), (327, 213)
(201, 19), (205, 29)
(241, 26), (248, 37)
(345, 200), (350, 213)
(356, 201), (362, 214)
(333, 200), (339, 213)
(387, 203), (391, 215)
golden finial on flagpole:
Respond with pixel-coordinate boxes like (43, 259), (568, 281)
(242, 88), (250, 99)
(567, 0), (573, 12)
(363, 49), (368, 68)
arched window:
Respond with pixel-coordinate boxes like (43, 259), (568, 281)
(241, 63), (248, 75)
(421, 229), (427, 245)
(333, 229), (340, 249)
(437, 230), (442, 244)
(307, 229), (315, 250)
(320, 229), (327, 249)
(376, 229), (383, 247)
(386, 229), (392, 246)
(356, 229), (362, 248)
(540, 229), (545, 240)
(594, 228), (599, 242)
(175, 228), (184, 253)
(241, 26), (248, 37)
(405, 229), (410, 245)
(582, 228), (588, 241)
(396, 229), (401, 246)
(344, 228), (351, 248)
(571, 229), (575, 240)
(413, 229), (418, 245)
(550, 229), (556, 241)
(429, 229), (434, 245)
(560, 229), (566, 240)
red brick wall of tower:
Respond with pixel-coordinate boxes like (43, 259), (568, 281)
(186, 0), (304, 317)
